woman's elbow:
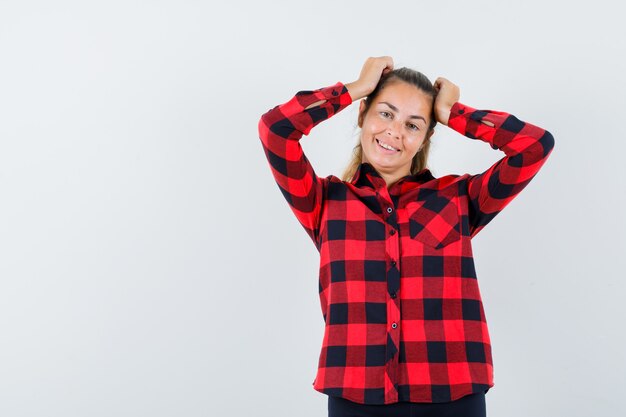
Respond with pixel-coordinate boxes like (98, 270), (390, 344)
(540, 129), (555, 156)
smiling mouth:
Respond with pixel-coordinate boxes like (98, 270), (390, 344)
(376, 138), (400, 152)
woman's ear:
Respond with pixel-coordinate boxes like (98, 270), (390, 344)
(425, 128), (435, 142)
(358, 100), (366, 128)
(418, 129), (435, 152)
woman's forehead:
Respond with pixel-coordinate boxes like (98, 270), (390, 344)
(374, 81), (432, 112)
(378, 80), (430, 100)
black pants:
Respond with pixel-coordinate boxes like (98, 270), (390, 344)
(328, 391), (486, 417)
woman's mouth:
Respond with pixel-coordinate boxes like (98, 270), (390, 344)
(376, 138), (399, 153)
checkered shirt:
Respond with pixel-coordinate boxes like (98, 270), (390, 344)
(258, 82), (555, 404)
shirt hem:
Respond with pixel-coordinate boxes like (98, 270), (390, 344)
(314, 383), (494, 405)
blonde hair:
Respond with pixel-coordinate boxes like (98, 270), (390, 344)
(341, 68), (438, 182)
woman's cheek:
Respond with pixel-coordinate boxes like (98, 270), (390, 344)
(368, 119), (386, 134)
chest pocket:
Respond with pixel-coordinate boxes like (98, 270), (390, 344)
(407, 187), (461, 249)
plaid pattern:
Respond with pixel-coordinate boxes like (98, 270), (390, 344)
(258, 82), (555, 405)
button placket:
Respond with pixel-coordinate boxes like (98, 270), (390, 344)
(378, 189), (401, 401)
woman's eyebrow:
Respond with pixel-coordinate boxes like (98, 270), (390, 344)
(380, 101), (426, 123)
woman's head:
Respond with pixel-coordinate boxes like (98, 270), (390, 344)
(342, 67), (437, 183)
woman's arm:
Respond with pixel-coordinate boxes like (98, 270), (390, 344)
(258, 83), (352, 249)
(433, 78), (555, 237)
(451, 103), (555, 237)
(258, 57), (394, 248)
(434, 78), (555, 237)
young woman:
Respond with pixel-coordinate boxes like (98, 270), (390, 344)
(258, 56), (555, 417)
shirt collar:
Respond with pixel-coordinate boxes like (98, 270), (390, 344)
(350, 162), (434, 189)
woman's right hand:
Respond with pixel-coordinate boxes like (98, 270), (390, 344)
(346, 56), (394, 101)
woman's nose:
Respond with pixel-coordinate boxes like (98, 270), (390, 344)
(386, 119), (402, 138)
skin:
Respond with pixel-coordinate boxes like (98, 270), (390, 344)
(356, 80), (433, 187)
(306, 56), (494, 188)
(345, 56), (461, 188)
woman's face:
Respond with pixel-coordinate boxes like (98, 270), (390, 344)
(359, 80), (432, 179)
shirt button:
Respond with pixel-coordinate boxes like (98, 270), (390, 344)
(332, 90), (338, 96)
(390, 229), (396, 235)
(390, 292), (397, 299)
(459, 108), (465, 114)
(387, 207), (393, 213)
(391, 322), (398, 329)
(391, 260), (396, 267)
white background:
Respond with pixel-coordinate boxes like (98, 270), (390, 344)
(1, 1), (624, 416)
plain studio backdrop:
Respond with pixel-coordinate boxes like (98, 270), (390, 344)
(0, 1), (624, 416)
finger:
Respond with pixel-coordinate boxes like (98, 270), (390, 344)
(378, 56), (393, 71)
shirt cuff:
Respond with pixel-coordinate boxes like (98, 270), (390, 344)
(296, 82), (353, 110)
(448, 101), (507, 135)
(298, 82), (353, 136)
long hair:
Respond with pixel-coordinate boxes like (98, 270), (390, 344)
(341, 68), (438, 182)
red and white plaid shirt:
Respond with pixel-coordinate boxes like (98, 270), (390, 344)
(258, 82), (555, 405)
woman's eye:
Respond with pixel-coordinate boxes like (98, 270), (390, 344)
(407, 123), (419, 131)
(380, 111), (391, 118)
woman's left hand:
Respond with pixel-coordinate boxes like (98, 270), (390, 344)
(433, 77), (460, 126)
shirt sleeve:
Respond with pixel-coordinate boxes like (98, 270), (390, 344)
(447, 101), (555, 238)
(258, 82), (353, 249)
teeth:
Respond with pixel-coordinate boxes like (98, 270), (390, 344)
(377, 139), (398, 151)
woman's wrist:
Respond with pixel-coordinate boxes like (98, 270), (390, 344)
(435, 105), (453, 126)
(345, 81), (369, 101)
